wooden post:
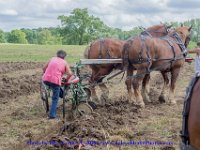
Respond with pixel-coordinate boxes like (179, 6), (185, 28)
(79, 59), (122, 65)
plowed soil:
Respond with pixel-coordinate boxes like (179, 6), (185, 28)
(0, 62), (195, 150)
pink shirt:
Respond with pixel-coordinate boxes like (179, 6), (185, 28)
(42, 57), (66, 85)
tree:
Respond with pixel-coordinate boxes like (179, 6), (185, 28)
(7, 30), (28, 44)
(58, 8), (109, 45)
(37, 29), (62, 45)
(0, 29), (5, 43)
(21, 29), (38, 44)
(37, 29), (53, 45)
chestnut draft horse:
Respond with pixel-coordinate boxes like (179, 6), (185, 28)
(84, 24), (172, 104)
(180, 76), (200, 150)
(122, 26), (192, 108)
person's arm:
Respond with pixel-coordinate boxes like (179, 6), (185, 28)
(188, 48), (200, 54)
(65, 62), (73, 76)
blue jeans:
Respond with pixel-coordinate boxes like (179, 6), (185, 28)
(44, 81), (60, 118)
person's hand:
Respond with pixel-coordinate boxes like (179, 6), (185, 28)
(197, 48), (200, 55)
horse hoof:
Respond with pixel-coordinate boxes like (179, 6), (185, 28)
(91, 97), (100, 105)
(100, 95), (108, 106)
(127, 95), (136, 103)
(170, 101), (177, 105)
(142, 93), (151, 103)
(130, 100), (137, 104)
(138, 102), (145, 108)
(158, 95), (166, 103)
(144, 98), (151, 103)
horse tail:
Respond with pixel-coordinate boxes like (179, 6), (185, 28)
(122, 40), (131, 71)
(83, 45), (91, 59)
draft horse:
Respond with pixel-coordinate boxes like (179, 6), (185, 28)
(180, 76), (200, 150)
(84, 24), (172, 104)
(122, 26), (192, 107)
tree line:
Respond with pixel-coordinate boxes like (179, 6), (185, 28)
(0, 8), (200, 45)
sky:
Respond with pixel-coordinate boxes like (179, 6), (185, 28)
(0, 0), (200, 31)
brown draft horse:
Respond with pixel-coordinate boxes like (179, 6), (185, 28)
(180, 77), (200, 150)
(84, 24), (172, 104)
(84, 38), (125, 104)
(122, 26), (192, 108)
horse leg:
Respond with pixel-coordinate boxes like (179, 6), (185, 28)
(169, 68), (180, 104)
(95, 67), (113, 105)
(99, 83), (109, 105)
(142, 74), (151, 103)
(132, 70), (145, 108)
(89, 67), (100, 103)
(159, 71), (170, 103)
(89, 83), (99, 102)
(125, 65), (135, 102)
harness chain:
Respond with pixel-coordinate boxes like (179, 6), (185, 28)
(161, 36), (176, 69)
(141, 33), (152, 73)
(98, 39), (113, 59)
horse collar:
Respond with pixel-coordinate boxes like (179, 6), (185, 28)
(172, 32), (188, 57)
(141, 30), (152, 37)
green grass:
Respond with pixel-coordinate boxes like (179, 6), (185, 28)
(0, 44), (87, 63)
(188, 41), (197, 49)
(0, 42), (197, 62)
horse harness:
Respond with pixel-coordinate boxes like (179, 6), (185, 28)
(98, 39), (115, 59)
(127, 31), (188, 76)
(97, 39), (120, 69)
(88, 39), (115, 59)
(180, 77), (199, 150)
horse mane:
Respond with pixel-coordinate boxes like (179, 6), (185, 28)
(174, 26), (190, 44)
(146, 24), (165, 31)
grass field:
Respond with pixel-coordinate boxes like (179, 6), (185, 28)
(0, 42), (197, 63)
(0, 44), (87, 62)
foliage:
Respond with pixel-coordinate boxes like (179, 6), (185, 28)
(0, 29), (5, 43)
(21, 29), (38, 44)
(170, 19), (200, 42)
(58, 8), (110, 45)
(7, 30), (28, 44)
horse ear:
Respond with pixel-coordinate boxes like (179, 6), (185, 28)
(188, 25), (192, 31)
